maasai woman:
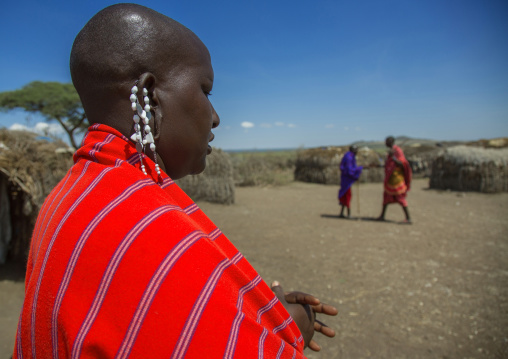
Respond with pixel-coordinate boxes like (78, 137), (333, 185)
(13, 4), (337, 358)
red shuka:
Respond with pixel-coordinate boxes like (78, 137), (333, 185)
(338, 188), (352, 208)
(384, 145), (411, 191)
(14, 124), (305, 359)
(382, 145), (412, 207)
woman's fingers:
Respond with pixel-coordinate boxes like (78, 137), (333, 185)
(312, 302), (338, 316)
(284, 291), (320, 306)
(314, 319), (336, 338)
(307, 339), (321, 352)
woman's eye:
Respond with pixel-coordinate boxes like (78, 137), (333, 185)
(204, 91), (212, 98)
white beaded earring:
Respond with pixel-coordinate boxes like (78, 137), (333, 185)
(130, 85), (147, 175)
(129, 85), (161, 177)
(140, 88), (161, 176)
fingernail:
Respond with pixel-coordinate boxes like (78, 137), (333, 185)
(271, 280), (280, 287)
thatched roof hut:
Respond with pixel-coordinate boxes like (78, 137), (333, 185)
(401, 144), (442, 177)
(175, 148), (235, 204)
(229, 151), (295, 187)
(294, 146), (384, 185)
(467, 137), (508, 149)
(0, 129), (74, 263)
(429, 146), (508, 193)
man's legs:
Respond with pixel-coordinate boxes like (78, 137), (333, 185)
(402, 206), (411, 223)
(377, 204), (388, 221)
(339, 188), (351, 218)
(338, 205), (351, 218)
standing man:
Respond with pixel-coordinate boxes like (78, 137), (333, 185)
(338, 145), (363, 218)
(377, 136), (412, 223)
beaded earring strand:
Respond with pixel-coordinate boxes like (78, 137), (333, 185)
(129, 85), (161, 177)
(129, 85), (146, 175)
(140, 88), (161, 176)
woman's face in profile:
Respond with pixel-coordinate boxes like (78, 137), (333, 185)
(155, 40), (220, 180)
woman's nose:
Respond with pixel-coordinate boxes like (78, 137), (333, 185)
(211, 104), (220, 128)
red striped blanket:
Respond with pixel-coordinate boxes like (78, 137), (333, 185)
(14, 124), (305, 359)
(384, 145), (412, 195)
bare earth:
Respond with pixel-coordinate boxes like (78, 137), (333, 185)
(1, 179), (507, 359)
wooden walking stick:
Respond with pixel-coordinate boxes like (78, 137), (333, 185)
(357, 180), (361, 217)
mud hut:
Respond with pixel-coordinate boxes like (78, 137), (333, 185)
(402, 143), (442, 177)
(175, 148), (235, 204)
(294, 146), (384, 185)
(429, 146), (508, 193)
(0, 129), (74, 263)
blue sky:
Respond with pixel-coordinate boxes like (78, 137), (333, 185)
(1, 0), (507, 150)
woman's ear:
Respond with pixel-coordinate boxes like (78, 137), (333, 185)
(137, 72), (157, 104)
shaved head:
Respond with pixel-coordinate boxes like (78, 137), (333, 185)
(70, 3), (203, 122)
(70, 3), (219, 179)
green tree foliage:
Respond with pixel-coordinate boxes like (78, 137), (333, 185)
(0, 81), (88, 149)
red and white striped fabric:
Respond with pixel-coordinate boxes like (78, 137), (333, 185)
(14, 124), (305, 359)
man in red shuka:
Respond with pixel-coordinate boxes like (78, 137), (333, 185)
(377, 136), (412, 223)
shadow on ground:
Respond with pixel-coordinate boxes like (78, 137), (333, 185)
(320, 214), (399, 223)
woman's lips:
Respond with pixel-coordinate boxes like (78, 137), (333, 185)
(207, 133), (215, 154)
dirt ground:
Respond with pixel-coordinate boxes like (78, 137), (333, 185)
(1, 178), (507, 359)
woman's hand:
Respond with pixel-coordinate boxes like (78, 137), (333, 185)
(271, 281), (338, 351)
(271, 282), (315, 347)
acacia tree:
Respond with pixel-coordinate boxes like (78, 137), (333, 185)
(0, 81), (88, 149)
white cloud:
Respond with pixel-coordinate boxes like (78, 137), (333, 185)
(344, 126), (350, 131)
(10, 121), (64, 136)
(325, 124), (334, 129)
(238, 121), (296, 131)
(9, 123), (28, 131)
